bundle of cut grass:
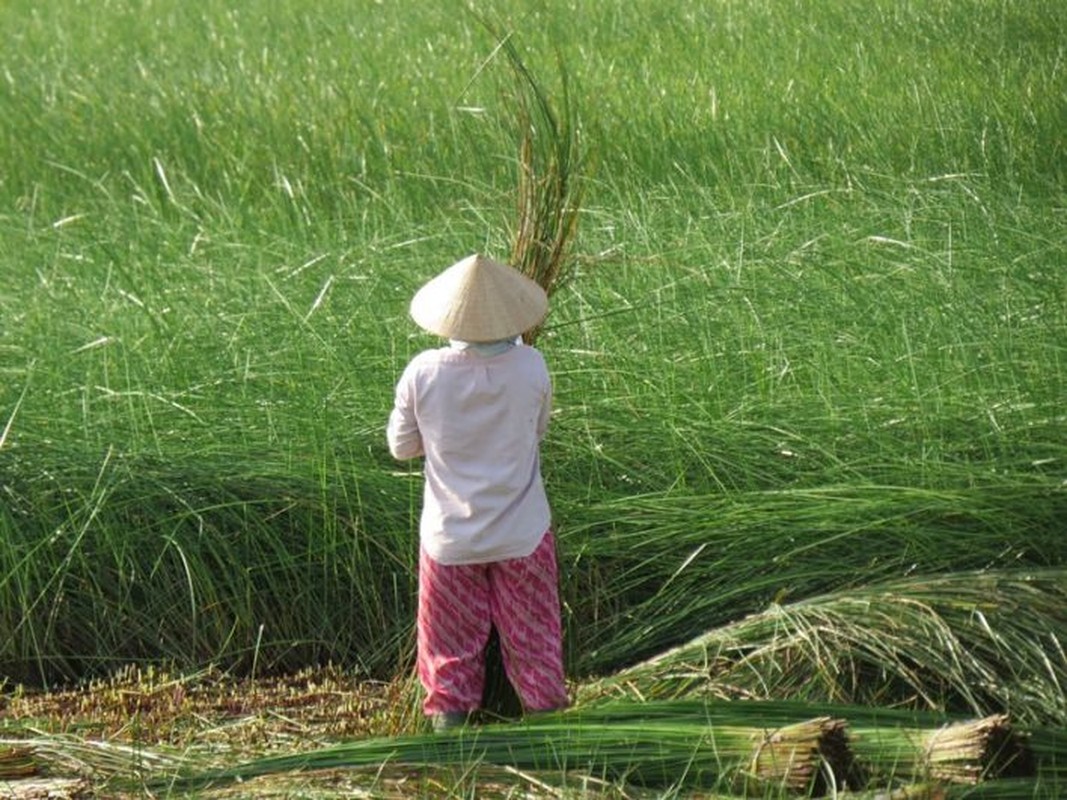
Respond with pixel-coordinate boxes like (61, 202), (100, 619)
(848, 714), (1032, 786)
(153, 700), (853, 796)
(579, 569), (1067, 728)
(476, 24), (586, 343)
(921, 716), (1025, 784)
(565, 703), (857, 793)
(747, 715), (852, 795)
(14, 736), (185, 782)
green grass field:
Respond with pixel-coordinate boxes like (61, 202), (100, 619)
(1, 0), (1065, 796)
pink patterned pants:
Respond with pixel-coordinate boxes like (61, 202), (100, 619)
(417, 530), (569, 716)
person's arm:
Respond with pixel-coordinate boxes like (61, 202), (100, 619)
(387, 371), (424, 460)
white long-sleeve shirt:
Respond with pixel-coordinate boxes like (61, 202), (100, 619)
(387, 343), (552, 565)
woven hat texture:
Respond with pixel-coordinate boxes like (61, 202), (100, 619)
(410, 253), (548, 341)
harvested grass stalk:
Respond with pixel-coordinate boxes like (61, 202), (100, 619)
(481, 25), (585, 343)
(850, 714), (1033, 786)
(922, 715), (1026, 784)
(747, 715), (853, 796)
(155, 701), (854, 796)
(565, 703), (856, 793)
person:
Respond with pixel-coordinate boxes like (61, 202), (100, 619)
(386, 253), (569, 732)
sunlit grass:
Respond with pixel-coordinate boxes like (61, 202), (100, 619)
(0, 0), (1065, 794)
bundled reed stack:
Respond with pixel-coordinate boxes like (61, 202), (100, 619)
(558, 703), (857, 793)
(842, 714), (1033, 787)
(746, 715), (855, 795)
(493, 31), (586, 344)
(159, 701), (856, 796)
(919, 715), (1028, 784)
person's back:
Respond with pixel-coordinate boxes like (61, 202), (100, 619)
(389, 343), (551, 565)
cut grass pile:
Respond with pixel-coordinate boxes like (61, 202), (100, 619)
(3, 569), (1065, 797)
(4, 695), (1060, 799)
(580, 569), (1067, 726)
(150, 703), (855, 796)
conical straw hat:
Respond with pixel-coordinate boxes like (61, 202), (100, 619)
(409, 254), (548, 341)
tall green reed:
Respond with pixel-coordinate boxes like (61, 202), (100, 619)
(0, 446), (419, 686)
(1, 0), (1064, 690)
